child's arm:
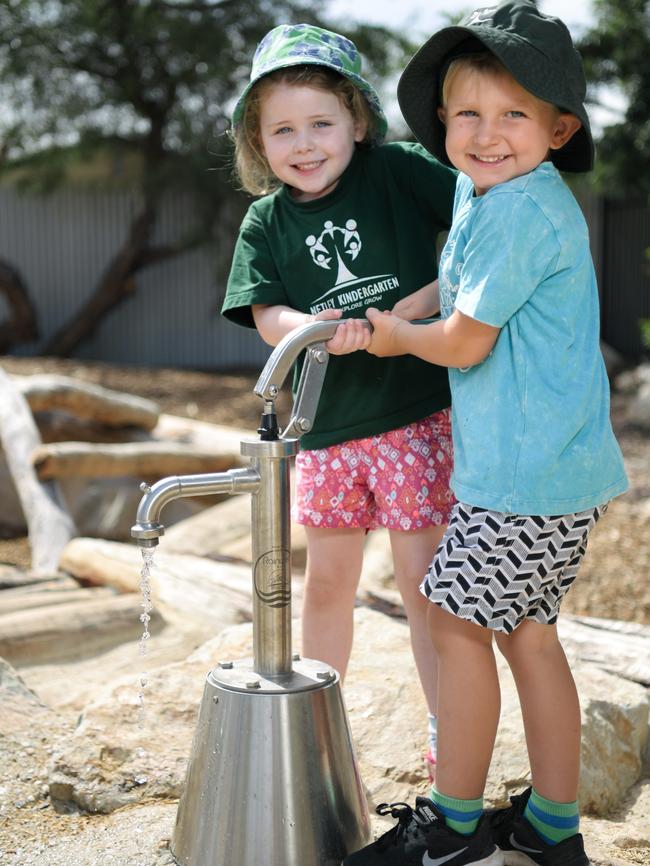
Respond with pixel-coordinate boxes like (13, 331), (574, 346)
(365, 306), (499, 369)
(391, 280), (440, 320)
(252, 304), (371, 355)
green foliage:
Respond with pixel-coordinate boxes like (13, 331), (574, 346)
(0, 1), (412, 205)
(577, 0), (650, 195)
(640, 318), (650, 350)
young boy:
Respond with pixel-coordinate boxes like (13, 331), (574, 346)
(342, 2), (628, 866)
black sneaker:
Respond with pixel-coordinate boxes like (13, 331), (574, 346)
(486, 788), (590, 866)
(342, 796), (503, 866)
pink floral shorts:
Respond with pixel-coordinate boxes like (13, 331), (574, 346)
(293, 409), (455, 531)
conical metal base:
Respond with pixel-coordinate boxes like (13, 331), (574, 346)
(171, 658), (370, 866)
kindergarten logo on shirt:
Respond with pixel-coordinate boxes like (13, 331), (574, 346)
(305, 218), (399, 314)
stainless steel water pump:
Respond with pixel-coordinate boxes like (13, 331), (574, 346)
(132, 320), (371, 866)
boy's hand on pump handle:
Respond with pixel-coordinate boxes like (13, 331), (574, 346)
(321, 277), (438, 357)
(364, 307), (406, 357)
(321, 308), (403, 357)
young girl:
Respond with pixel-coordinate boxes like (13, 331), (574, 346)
(221, 23), (457, 775)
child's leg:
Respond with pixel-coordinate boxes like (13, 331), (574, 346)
(389, 524), (446, 713)
(495, 620), (581, 802)
(428, 604), (501, 799)
(300, 525), (365, 678)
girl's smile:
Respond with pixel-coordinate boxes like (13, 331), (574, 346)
(258, 82), (366, 202)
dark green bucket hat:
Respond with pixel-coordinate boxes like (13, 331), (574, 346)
(232, 23), (388, 143)
(397, 0), (593, 172)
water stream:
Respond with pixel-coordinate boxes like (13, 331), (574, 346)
(137, 547), (155, 728)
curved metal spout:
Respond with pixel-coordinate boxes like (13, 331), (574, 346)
(131, 467), (260, 547)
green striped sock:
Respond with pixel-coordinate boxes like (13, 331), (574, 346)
(430, 788), (483, 836)
(524, 789), (580, 845)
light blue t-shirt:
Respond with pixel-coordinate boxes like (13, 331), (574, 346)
(439, 162), (628, 515)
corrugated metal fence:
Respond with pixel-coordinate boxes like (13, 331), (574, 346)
(0, 184), (647, 367)
(599, 197), (650, 356)
(0, 185), (271, 369)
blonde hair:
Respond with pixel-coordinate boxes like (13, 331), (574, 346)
(441, 51), (560, 117)
(232, 65), (377, 196)
(441, 52), (510, 107)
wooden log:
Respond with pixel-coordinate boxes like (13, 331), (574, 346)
(0, 574), (79, 593)
(0, 592), (163, 666)
(59, 536), (303, 629)
(13, 374), (159, 430)
(0, 366), (76, 572)
(0, 565), (56, 590)
(163, 472), (308, 570)
(164, 495), (252, 556)
(32, 440), (244, 480)
(0, 585), (114, 615)
(152, 414), (250, 451)
(34, 411), (154, 444)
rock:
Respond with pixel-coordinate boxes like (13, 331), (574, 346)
(559, 616), (650, 687)
(626, 382), (650, 430)
(579, 669), (649, 815)
(18, 619), (211, 713)
(47, 646), (215, 813)
(0, 656), (49, 733)
(617, 362), (650, 392)
(581, 778), (650, 865)
(46, 608), (648, 820)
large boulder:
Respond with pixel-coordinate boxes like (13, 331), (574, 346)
(46, 608), (648, 818)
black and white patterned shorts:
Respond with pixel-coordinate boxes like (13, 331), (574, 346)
(421, 501), (607, 633)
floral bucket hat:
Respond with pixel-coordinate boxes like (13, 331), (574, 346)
(231, 23), (388, 143)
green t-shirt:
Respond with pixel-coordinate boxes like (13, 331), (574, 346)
(222, 142), (457, 449)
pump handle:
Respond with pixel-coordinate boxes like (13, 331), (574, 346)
(253, 320), (369, 441)
(253, 316), (437, 441)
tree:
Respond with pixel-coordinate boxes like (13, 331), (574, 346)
(0, 1), (411, 356)
(577, 0), (650, 196)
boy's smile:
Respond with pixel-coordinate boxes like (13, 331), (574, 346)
(259, 83), (366, 202)
(439, 67), (580, 195)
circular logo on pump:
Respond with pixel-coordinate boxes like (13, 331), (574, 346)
(253, 548), (291, 608)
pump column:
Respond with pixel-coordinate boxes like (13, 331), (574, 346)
(240, 436), (298, 677)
